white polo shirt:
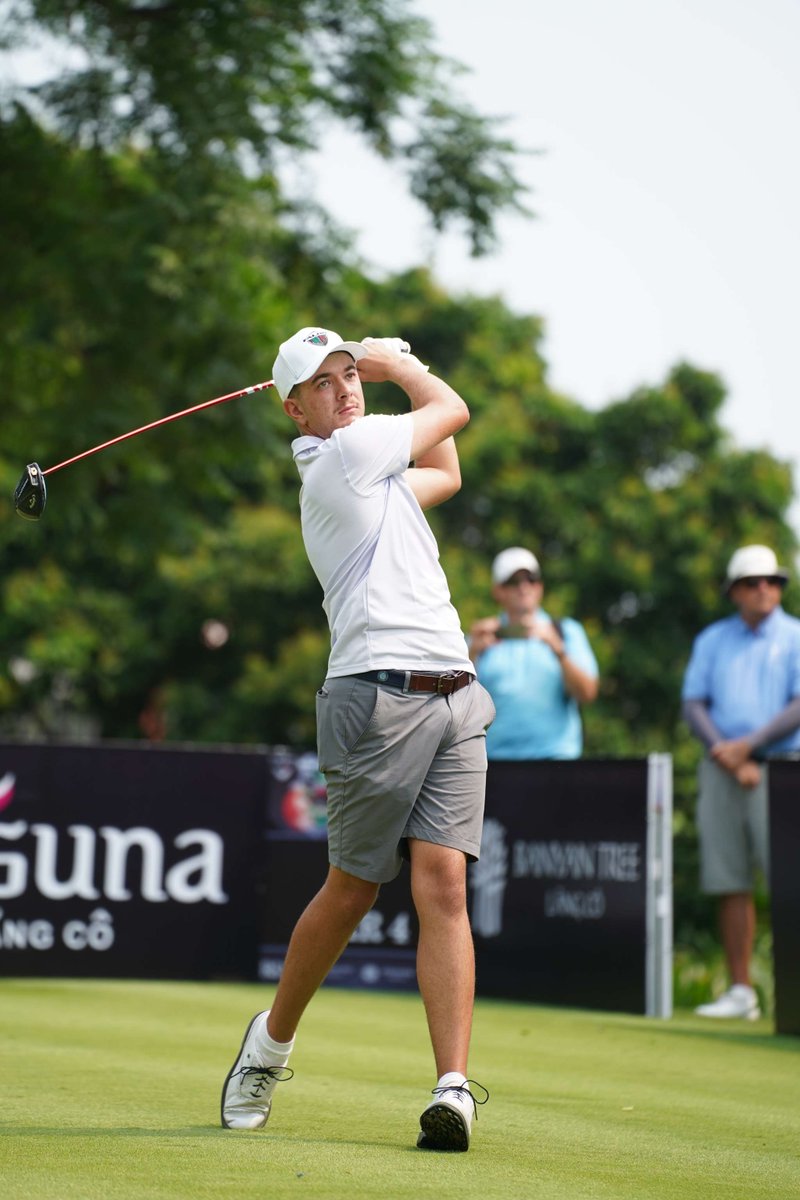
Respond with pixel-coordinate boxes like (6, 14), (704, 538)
(292, 413), (472, 677)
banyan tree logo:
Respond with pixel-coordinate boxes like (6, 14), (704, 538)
(469, 818), (509, 938)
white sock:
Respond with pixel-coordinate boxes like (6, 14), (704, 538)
(437, 1071), (467, 1091)
(255, 1010), (295, 1066)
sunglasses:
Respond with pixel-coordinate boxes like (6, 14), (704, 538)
(501, 574), (541, 587)
(739, 576), (784, 589)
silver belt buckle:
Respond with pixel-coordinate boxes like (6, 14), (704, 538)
(436, 672), (457, 695)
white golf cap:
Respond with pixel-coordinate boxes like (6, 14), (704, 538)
(272, 327), (367, 400)
(491, 547), (542, 585)
(725, 544), (789, 590)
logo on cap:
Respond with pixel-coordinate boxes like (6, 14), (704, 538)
(304, 332), (329, 346)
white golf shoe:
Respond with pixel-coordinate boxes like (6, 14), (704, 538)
(220, 1010), (293, 1129)
(417, 1075), (489, 1152)
(695, 985), (760, 1021)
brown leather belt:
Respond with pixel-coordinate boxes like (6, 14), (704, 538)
(356, 669), (474, 696)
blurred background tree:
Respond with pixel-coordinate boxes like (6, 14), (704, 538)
(0, 1), (796, 984)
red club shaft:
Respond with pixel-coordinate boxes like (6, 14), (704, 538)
(42, 379), (275, 477)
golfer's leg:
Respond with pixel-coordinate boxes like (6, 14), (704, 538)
(267, 865), (379, 1043)
(409, 838), (474, 1076)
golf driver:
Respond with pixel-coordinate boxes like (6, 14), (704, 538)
(13, 379), (275, 520)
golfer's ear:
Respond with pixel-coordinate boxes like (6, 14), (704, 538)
(283, 397), (304, 422)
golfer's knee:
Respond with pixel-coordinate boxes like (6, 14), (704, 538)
(323, 868), (379, 921)
(412, 865), (466, 921)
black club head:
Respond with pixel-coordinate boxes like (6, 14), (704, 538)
(14, 463), (48, 520)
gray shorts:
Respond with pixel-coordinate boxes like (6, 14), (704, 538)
(697, 757), (770, 894)
(315, 675), (496, 883)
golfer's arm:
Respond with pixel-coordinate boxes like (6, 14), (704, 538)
(400, 368), (469, 508)
(405, 438), (461, 509)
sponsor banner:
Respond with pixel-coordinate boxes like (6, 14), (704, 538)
(258, 834), (418, 991)
(768, 761), (800, 1037)
(1, 741), (667, 1014)
(471, 760), (650, 1013)
(0, 741), (267, 980)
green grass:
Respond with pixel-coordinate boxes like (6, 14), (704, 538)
(2, 979), (799, 1199)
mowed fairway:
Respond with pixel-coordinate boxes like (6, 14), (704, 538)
(1, 979), (798, 1200)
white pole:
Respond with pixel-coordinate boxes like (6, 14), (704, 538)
(646, 752), (673, 1017)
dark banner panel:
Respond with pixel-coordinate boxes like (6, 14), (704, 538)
(471, 760), (650, 1013)
(768, 762), (800, 1036)
(259, 748), (418, 991)
(258, 835), (418, 992)
(261, 755), (657, 1011)
(0, 742), (671, 1018)
(0, 741), (267, 979)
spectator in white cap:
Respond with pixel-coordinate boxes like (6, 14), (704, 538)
(682, 543), (800, 1020)
(469, 546), (599, 759)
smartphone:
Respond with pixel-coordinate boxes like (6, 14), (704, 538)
(495, 624), (530, 639)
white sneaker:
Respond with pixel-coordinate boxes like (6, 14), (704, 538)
(695, 985), (760, 1021)
(220, 1010), (293, 1129)
(417, 1076), (489, 1152)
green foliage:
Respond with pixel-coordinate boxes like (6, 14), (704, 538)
(1, 4), (797, 958)
(6, 0), (528, 252)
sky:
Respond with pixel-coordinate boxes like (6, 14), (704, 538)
(302, 0), (800, 535)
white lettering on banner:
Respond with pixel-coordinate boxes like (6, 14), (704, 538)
(0, 906), (115, 951)
(32, 824), (101, 900)
(544, 887), (606, 921)
(349, 909), (414, 946)
(0, 907), (55, 950)
(167, 830), (228, 904)
(62, 908), (115, 951)
(512, 840), (641, 883)
(0, 821), (29, 896)
(385, 912), (412, 946)
(100, 826), (167, 901)
(0, 821), (229, 904)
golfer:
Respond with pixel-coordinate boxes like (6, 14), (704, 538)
(221, 328), (494, 1151)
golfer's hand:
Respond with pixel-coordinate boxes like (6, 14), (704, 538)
(357, 336), (429, 382)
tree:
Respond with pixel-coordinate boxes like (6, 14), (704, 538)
(2, 0), (528, 253)
(0, 1), (528, 738)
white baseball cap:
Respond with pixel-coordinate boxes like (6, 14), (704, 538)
(725, 544), (789, 590)
(491, 547), (542, 585)
(272, 327), (367, 400)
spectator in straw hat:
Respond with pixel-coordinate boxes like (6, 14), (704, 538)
(682, 543), (800, 1019)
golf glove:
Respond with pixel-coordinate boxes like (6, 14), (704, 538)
(367, 336), (429, 372)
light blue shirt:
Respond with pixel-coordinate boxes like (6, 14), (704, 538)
(477, 610), (599, 760)
(681, 606), (800, 754)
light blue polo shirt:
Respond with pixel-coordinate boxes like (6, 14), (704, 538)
(681, 606), (800, 753)
(477, 610), (598, 760)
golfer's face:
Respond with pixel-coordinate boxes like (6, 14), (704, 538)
(291, 351), (365, 438)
